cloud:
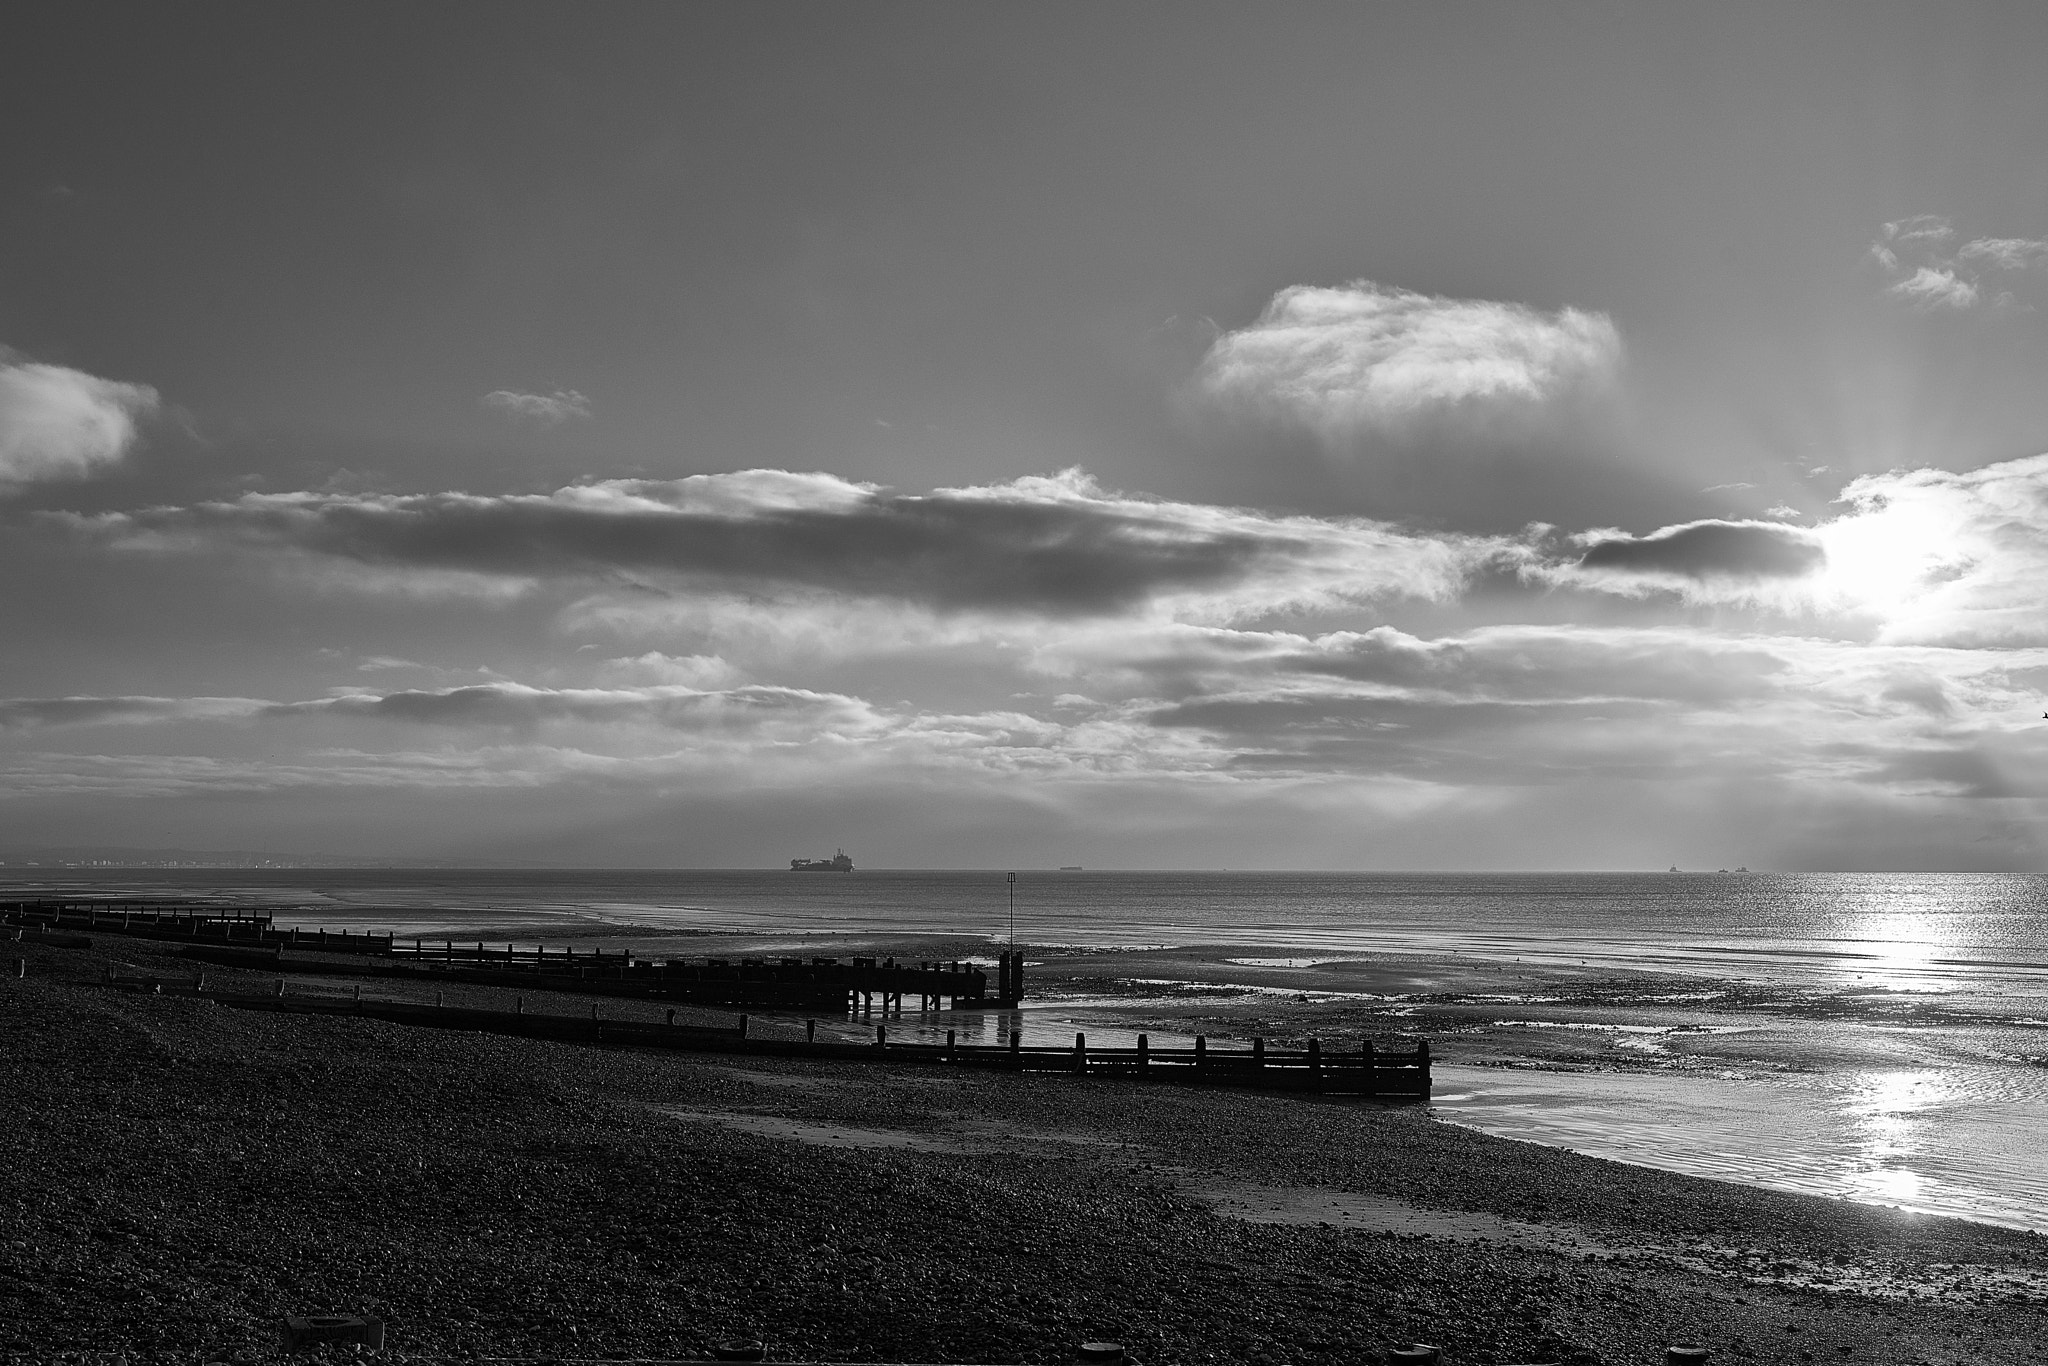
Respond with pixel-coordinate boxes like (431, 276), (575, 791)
(1867, 217), (2048, 312)
(1572, 520), (1827, 585)
(0, 695), (265, 729)
(598, 652), (743, 689)
(1880, 214), (1957, 249)
(1490, 451), (2048, 633)
(61, 467), (1516, 624)
(1956, 237), (2048, 271)
(1194, 280), (1620, 442)
(0, 355), (160, 489)
(1115, 620), (2048, 796)
(1887, 266), (1979, 311)
(0, 683), (885, 742)
(54, 450), (2048, 663)
(269, 682), (884, 737)
(481, 388), (592, 423)
(1811, 453), (2048, 645)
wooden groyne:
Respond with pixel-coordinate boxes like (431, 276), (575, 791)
(180, 943), (1010, 1013)
(6, 898), (280, 939)
(6, 898), (1023, 1011)
(104, 969), (1429, 1099)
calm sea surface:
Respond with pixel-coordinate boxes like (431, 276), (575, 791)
(16, 868), (2048, 1231)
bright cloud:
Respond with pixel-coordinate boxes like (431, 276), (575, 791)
(1868, 216), (2047, 312)
(481, 388), (592, 423)
(1812, 454), (2048, 645)
(1195, 280), (1620, 441)
(1956, 237), (2048, 271)
(1887, 266), (1979, 311)
(0, 354), (160, 489)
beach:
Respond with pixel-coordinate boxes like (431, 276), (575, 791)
(12, 868), (2048, 1235)
(7, 928), (2048, 1364)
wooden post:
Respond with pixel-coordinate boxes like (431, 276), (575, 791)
(875, 1024), (887, 1049)
(1252, 1037), (1265, 1069)
(1363, 1039), (1377, 1098)
(1010, 1030), (1022, 1071)
(1195, 1035), (1207, 1072)
(806, 1018), (817, 1044)
(1137, 1034), (1149, 1077)
(1418, 1038), (1431, 1098)
(1308, 1037), (1322, 1090)
(516, 996), (524, 1015)
(946, 1028), (957, 1062)
(739, 1014), (749, 1039)
(666, 1008), (676, 1028)
(1074, 1031), (1087, 1074)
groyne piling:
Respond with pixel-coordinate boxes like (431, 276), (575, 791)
(184, 943), (992, 1012)
(4, 897), (282, 939)
(98, 968), (1429, 1098)
(6, 898), (1000, 1010)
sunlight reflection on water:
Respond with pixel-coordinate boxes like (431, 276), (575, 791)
(1432, 1062), (2048, 1232)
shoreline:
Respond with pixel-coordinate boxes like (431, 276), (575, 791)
(29, 896), (2048, 1234)
(7, 932), (2048, 1363)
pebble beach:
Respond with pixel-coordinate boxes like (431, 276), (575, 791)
(6, 930), (2048, 1366)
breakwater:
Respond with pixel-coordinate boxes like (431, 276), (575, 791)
(5, 897), (1013, 1011)
(103, 967), (1429, 1099)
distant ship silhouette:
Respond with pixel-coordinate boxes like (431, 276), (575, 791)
(790, 848), (853, 872)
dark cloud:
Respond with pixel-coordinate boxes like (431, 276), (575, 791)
(62, 470), (1501, 619)
(0, 684), (878, 737)
(1575, 520), (1824, 582)
(271, 682), (876, 732)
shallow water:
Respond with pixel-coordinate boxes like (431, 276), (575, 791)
(1430, 1061), (2048, 1233)
(14, 867), (2048, 1229)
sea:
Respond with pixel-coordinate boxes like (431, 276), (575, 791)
(14, 867), (2048, 1234)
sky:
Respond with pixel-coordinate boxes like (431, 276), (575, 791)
(5, 1), (2048, 869)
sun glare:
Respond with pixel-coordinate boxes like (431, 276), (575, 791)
(1810, 490), (1972, 622)
(1842, 1070), (1945, 1211)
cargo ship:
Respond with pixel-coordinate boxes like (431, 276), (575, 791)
(790, 849), (854, 872)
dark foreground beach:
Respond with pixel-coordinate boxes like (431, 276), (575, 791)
(5, 933), (2046, 1366)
